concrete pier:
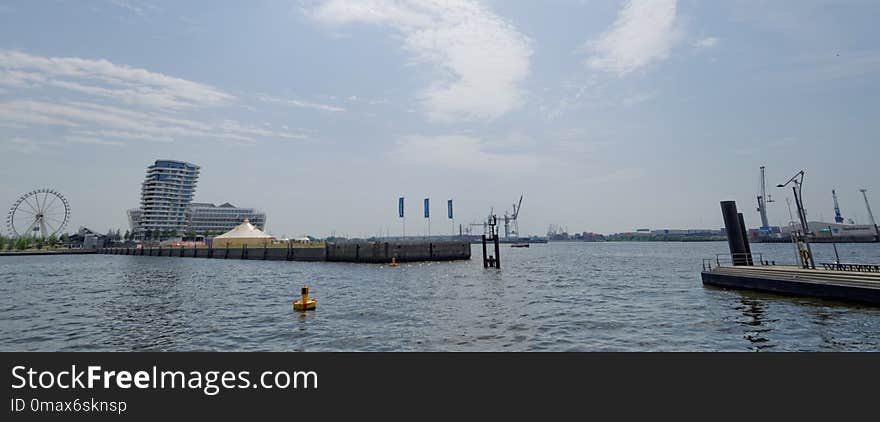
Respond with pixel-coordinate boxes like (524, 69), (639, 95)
(325, 240), (470, 263)
(702, 265), (880, 306)
(98, 240), (471, 264)
(0, 249), (97, 257)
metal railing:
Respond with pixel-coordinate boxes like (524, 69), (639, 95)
(819, 262), (880, 273)
(702, 253), (774, 271)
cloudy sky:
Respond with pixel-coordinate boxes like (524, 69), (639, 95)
(1, 0), (878, 238)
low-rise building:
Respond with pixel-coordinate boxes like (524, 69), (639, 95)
(187, 202), (266, 235)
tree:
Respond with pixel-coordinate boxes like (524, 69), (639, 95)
(152, 229), (160, 240)
(0, 235), (6, 250)
(124, 230), (131, 241)
(46, 234), (58, 248)
(60, 233), (69, 244)
(185, 228), (196, 241)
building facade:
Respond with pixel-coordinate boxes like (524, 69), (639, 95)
(187, 202), (266, 235)
(134, 160), (200, 239)
(129, 160), (267, 240)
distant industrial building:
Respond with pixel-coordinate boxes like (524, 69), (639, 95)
(128, 160), (266, 240)
(781, 222), (878, 242)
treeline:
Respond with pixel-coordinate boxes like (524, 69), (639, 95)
(0, 233), (69, 251)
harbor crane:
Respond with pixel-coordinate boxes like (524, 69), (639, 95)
(502, 195), (524, 239)
(861, 189), (877, 232)
(465, 195), (526, 240)
(832, 189), (844, 224)
(756, 166), (774, 230)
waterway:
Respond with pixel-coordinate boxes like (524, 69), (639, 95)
(1, 241), (878, 351)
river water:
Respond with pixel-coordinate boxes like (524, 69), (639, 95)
(1, 241), (878, 351)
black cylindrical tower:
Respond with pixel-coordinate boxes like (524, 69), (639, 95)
(720, 201), (748, 265)
(737, 212), (754, 266)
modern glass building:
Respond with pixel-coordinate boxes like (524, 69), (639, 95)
(187, 202), (266, 235)
(128, 160), (268, 240)
(134, 160), (200, 239)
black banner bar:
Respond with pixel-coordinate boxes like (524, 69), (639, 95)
(2, 353), (878, 419)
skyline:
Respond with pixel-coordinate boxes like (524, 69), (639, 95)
(1, 0), (878, 237)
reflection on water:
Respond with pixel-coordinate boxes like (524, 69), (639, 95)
(734, 298), (777, 351)
(1, 242), (879, 351)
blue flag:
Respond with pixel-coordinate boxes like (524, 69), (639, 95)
(398, 197), (404, 218)
(447, 199), (453, 219)
(424, 198), (430, 219)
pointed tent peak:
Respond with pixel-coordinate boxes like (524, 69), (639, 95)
(214, 219), (273, 239)
(219, 202), (235, 208)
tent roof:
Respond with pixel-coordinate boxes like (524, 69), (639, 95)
(213, 219), (273, 239)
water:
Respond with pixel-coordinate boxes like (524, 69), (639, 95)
(1, 242), (879, 351)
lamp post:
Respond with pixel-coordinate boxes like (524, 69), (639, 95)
(777, 170), (815, 269)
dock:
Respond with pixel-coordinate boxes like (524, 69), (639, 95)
(702, 199), (880, 306)
(701, 264), (880, 306)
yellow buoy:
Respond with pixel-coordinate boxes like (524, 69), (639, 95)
(389, 257), (399, 267)
(293, 286), (316, 311)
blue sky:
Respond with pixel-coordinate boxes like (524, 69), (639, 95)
(1, 0), (878, 238)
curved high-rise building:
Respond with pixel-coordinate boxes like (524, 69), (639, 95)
(135, 160), (200, 239)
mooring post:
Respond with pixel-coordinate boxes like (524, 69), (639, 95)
(720, 201), (749, 265)
(494, 230), (500, 270)
(737, 213), (754, 266)
(482, 234), (488, 268)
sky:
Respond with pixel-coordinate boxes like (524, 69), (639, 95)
(0, 0), (878, 238)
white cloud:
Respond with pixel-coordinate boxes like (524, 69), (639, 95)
(692, 37), (719, 49)
(621, 90), (659, 107)
(389, 134), (537, 172)
(585, 0), (681, 76)
(65, 136), (126, 147)
(0, 49), (233, 109)
(0, 99), (306, 144)
(310, 0), (532, 121)
(2, 137), (63, 154)
(106, 0), (159, 17)
(0, 121), (27, 129)
(0, 49), (314, 146)
(69, 129), (174, 142)
(257, 94), (345, 112)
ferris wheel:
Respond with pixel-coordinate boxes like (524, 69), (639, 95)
(6, 189), (71, 238)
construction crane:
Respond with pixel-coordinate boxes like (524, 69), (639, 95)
(832, 189), (844, 224)
(756, 166), (774, 230)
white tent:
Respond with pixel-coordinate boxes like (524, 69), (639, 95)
(213, 219), (274, 247)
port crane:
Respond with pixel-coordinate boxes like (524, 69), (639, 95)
(465, 195), (525, 240)
(756, 166), (774, 230)
(502, 195), (524, 239)
(862, 189), (877, 229)
(832, 189), (844, 224)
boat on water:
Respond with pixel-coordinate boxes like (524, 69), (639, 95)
(510, 243), (530, 248)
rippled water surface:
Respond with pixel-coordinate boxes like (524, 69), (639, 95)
(1, 242), (879, 351)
